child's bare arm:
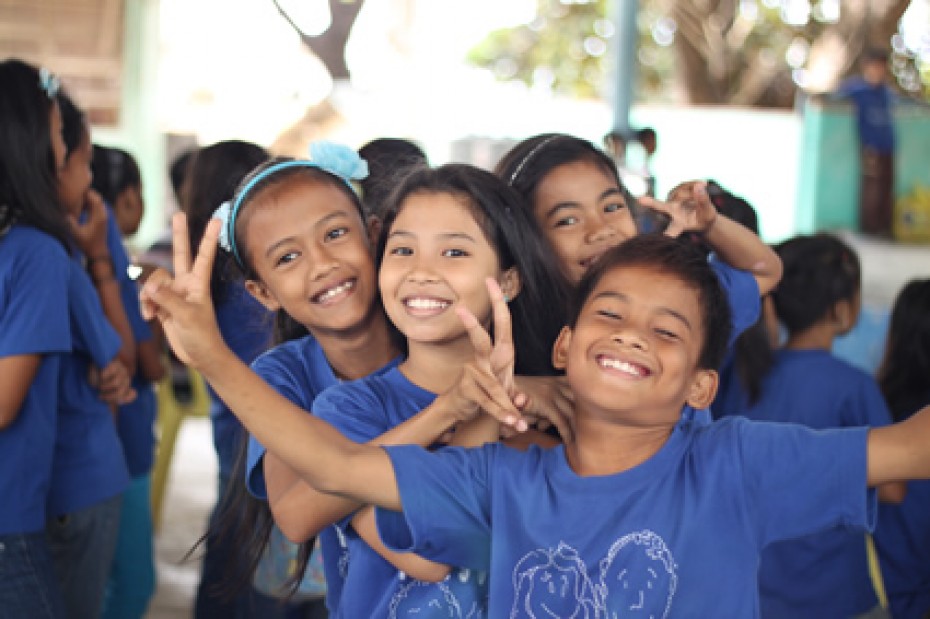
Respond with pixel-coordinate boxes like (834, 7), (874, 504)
(641, 181), (783, 296)
(867, 405), (930, 486)
(352, 506), (452, 583)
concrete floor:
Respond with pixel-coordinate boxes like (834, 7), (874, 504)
(143, 231), (929, 618)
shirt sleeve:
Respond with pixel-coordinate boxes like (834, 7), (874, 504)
(106, 214), (152, 344)
(735, 420), (876, 547)
(314, 384), (394, 443)
(376, 444), (493, 570)
(68, 259), (121, 367)
(842, 373), (895, 429)
(709, 254), (761, 345)
(0, 239), (70, 357)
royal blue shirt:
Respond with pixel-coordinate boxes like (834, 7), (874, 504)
(244, 336), (400, 615)
(47, 256), (130, 517)
(377, 417), (875, 618)
(106, 208), (158, 477)
(0, 226), (71, 535)
(720, 349), (892, 618)
(837, 77), (896, 153)
(312, 367), (488, 618)
(211, 281), (272, 479)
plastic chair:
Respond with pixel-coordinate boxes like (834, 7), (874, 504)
(150, 361), (211, 531)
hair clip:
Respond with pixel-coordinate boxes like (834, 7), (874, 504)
(212, 201), (233, 252)
(508, 135), (561, 186)
(308, 141), (369, 185)
(39, 68), (60, 99)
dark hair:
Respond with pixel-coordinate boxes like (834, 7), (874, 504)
(876, 278), (930, 421)
(56, 90), (88, 159)
(169, 148), (195, 203)
(180, 140), (269, 305)
(494, 133), (645, 231)
(635, 127), (657, 143)
(0, 59), (70, 248)
(570, 234), (732, 371)
(772, 233), (861, 336)
(357, 137), (428, 219)
(864, 47), (890, 64)
(90, 145), (142, 206)
(377, 163), (572, 376)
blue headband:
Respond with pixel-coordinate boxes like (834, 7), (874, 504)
(214, 141), (369, 267)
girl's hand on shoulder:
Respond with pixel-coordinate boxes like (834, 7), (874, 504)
(640, 181), (718, 238)
(139, 214), (224, 370)
(512, 375), (574, 443)
(68, 189), (109, 256)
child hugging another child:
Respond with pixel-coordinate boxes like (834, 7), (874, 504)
(143, 229), (930, 618)
(165, 144), (570, 617)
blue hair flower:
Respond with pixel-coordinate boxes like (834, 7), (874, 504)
(39, 68), (60, 99)
(212, 201), (233, 252)
(308, 141), (369, 184)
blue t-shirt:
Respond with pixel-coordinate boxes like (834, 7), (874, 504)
(311, 367), (488, 618)
(0, 226), (71, 535)
(719, 349), (892, 617)
(837, 77), (896, 153)
(377, 416), (875, 618)
(106, 208), (158, 478)
(47, 256), (131, 517)
(710, 254), (760, 350)
(873, 389), (930, 619)
(210, 281), (272, 479)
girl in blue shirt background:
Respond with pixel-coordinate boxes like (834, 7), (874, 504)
(718, 232), (903, 618)
(873, 278), (930, 619)
(0, 58), (73, 619)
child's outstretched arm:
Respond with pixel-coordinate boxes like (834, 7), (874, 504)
(140, 215), (529, 512)
(867, 405), (930, 486)
(640, 181), (783, 296)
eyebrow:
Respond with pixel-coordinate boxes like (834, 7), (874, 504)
(591, 290), (693, 331)
(543, 187), (624, 219)
(264, 211), (348, 258)
(388, 229), (478, 244)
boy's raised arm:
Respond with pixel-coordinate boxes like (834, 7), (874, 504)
(867, 405), (930, 486)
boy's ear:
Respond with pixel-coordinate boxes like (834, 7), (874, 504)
(552, 326), (573, 371)
(832, 299), (856, 335)
(499, 267), (522, 302)
(244, 279), (281, 312)
(366, 214), (382, 247)
(686, 369), (718, 410)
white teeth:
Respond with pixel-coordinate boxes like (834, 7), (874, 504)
(317, 280), (354, 303)
(405, 298), (449, 310)
(599, 357), (643, 376)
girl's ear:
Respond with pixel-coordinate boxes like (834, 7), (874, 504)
(686, 369), (718, 410)
(552, 326), (573, 371)
(831, 298), (856, 335)
(244, 279), (281, 312)
(499, 267), (522, 302)
(366, 214), (382, 247)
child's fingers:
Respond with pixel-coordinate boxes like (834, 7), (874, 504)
(139, 268), (172, 320)
(485, 277), (513, 356)
(456, 305), (493, 369)
(464, 365), (528, 432)
(190, 219), (221, 287)
(171, 212), (192, 276)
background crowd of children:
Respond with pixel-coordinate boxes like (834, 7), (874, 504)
(2, 56), (929, 619)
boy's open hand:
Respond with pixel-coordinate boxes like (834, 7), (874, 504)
(139, 213), (225, 370)
(640, 181), (718, 238)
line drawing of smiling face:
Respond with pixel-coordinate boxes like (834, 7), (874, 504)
(512, 543), (596, 618)
(599, 530), (678, 619)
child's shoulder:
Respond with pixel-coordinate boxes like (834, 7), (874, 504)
(0, 224), (68, 261)
(775, 348), (874, 385)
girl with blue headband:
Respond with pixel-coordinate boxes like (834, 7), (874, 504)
(143, 146), (574, 617)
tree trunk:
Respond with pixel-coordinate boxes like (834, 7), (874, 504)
(272, 0), (365, 80)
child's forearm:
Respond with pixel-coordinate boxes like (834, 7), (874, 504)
(702, 216), (783, 296)
(199, 349), (403, 510)
(868, 405), (930, 485)
(352, 506), (452, 583)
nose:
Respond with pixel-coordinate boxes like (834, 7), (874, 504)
(612, 325), (649, 351)
(404, 253), (439, 284)
(585, 214), (618, 245)
(307, 243), (340, 281)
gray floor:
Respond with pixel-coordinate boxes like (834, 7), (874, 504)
(144, 231), (929, 618)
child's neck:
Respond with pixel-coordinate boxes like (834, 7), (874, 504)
(564, 410), (676, 477)
(399, 336), (477, 394)
(315, 309), (400, 382)
(784, 321), (835, 352)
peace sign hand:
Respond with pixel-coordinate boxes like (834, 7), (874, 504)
(139, 213), (226, 370)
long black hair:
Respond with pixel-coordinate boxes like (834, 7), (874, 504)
(377, 163), (572, 376)
(876, 279), (930, 421)
(0, 59), (70, 248)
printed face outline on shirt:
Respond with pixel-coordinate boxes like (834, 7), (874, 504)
(512, 543), (597, 618)
(388, 568), (487, 619)
(379, 192), (511, 346)
(598, 530), (677, 619)
(242, 176), (380, 338)
(532, 160), (636, 285)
